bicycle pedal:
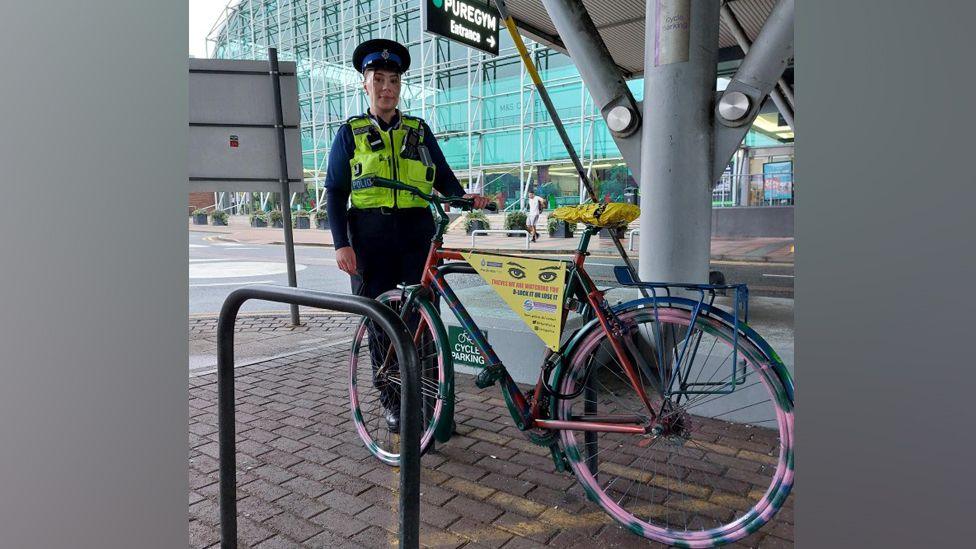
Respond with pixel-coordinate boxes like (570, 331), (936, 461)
(549, 444), (570, 473)
(475, 364), (504, 389)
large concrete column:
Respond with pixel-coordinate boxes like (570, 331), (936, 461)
(639, 0), (720, 284)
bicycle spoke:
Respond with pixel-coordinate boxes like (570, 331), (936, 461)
(555, 306), (793, 543)
(705, 399), (771, 419)
(349, 294), (449, 465)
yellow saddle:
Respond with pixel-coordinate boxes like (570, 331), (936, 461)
(550, 202), (640, 228)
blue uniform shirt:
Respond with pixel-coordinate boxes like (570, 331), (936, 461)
(325, 110), (466, 249)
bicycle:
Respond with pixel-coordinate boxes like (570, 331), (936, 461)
(347, 177), (795, 547)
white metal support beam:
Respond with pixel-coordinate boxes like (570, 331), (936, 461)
(540, 0), (643, 182)
(712, 0), (794, 182)
(720, 1), (794, 124)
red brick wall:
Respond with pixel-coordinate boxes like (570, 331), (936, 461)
(188, 192), (214, 214)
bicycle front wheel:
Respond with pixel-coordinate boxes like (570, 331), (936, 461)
(554, 306), (794, 547)
(349, 290), (451, 466)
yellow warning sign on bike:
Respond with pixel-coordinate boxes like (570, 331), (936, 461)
(461, 252), (566, 351)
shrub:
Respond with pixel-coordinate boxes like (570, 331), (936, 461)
(464, 210), (489, 233)
(292, 208), (310, 219)
(249, 211), (268, 223)
(314, 209), (328, 222)
(211, 210), (229, 224)
(547, 217), (576, 234)
(268, 209), (283, 224)
(191, 208), (209, 216)
(504, 211), (527, 231)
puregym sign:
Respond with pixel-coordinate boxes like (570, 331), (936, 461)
(422, 0), (500, 56)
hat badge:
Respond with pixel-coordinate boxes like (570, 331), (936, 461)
(381, 49), (390, 60)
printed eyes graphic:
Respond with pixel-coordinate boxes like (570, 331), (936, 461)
(505, 262), (560, 283)
(506, 262), (527, 279)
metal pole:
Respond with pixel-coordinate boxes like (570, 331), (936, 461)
(493, 0), (647, 296)
(720, 2), (794, 127)
(217, 285), (422, 549)
(639, 0), (720, 285)
(539, 0), (643, 180)
(269, 47), (301, 326)
(712, 0), (794, 180)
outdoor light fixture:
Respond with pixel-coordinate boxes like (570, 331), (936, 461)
(605, 105), (636, 134)
(718, 90), (751, 122)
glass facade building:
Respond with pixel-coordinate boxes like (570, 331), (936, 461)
(208, 0), (793, 209)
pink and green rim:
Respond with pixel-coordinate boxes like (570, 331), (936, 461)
(556, 307), (794, 547)
(348, 295), (447, 466)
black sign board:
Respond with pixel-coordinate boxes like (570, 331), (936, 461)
(422, 0), (501, 56)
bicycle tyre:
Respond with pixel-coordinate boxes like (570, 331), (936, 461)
(554, 305), (794, 547)
(349, 290), (452, 466)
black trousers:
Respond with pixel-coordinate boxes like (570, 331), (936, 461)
(348, 207), (436, 299)
(349, 208), (436, 412)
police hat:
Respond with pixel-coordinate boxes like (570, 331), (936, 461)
(352, 39), (411, 75)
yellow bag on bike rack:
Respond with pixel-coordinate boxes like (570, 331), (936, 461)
(550, 202), (640, 227)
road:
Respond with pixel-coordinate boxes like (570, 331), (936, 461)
(189, 231), (793, 315)
(189, 231), (346, 315)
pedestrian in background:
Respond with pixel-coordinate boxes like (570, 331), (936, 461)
(526, 190), (546, 242)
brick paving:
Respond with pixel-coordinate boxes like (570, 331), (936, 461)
(189, 318), (794, 548)
(189, 313), (362, 337)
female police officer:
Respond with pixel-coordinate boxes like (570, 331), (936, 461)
(325, 38), (489, 430)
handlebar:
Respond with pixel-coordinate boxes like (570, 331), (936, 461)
(365, 177), (497, 212)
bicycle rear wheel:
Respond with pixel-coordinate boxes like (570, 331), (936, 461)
(349, 290), (450, 466)
(554, 306), (794, 547)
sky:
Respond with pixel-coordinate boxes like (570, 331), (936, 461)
(189, 0), (239, 58)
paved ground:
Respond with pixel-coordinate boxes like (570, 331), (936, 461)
(188, 315), (795, 548)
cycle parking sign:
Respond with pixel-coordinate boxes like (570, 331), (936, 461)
(448, 325), (488, 369)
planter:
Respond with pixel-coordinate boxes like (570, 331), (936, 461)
(272, 220), (283, 228)
(316, 218), (330, 230)
(251, 218), (268, 228)
(506, 231), (525, 238)
(465, 219), (488, 234)
(598, 226), (627, 240)
(503, 212), (528, 237)
(294, 217), (310, 229)
(550, 220), (574, 238)
(193, 214), (208, 225)
(211, 216), (227, 226)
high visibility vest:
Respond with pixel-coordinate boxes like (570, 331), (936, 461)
(348, 114), (436, 209)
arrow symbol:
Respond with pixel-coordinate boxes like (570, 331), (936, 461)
(486, 35), (495, 48)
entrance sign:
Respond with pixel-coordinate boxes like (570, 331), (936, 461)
(461, 252), (565, 351)
(422, 0), (500, 56)
(189, 58), (304, 193)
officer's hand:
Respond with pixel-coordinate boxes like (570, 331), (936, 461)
(336, 246), (358, 275)
(463, 194), (490, 210)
